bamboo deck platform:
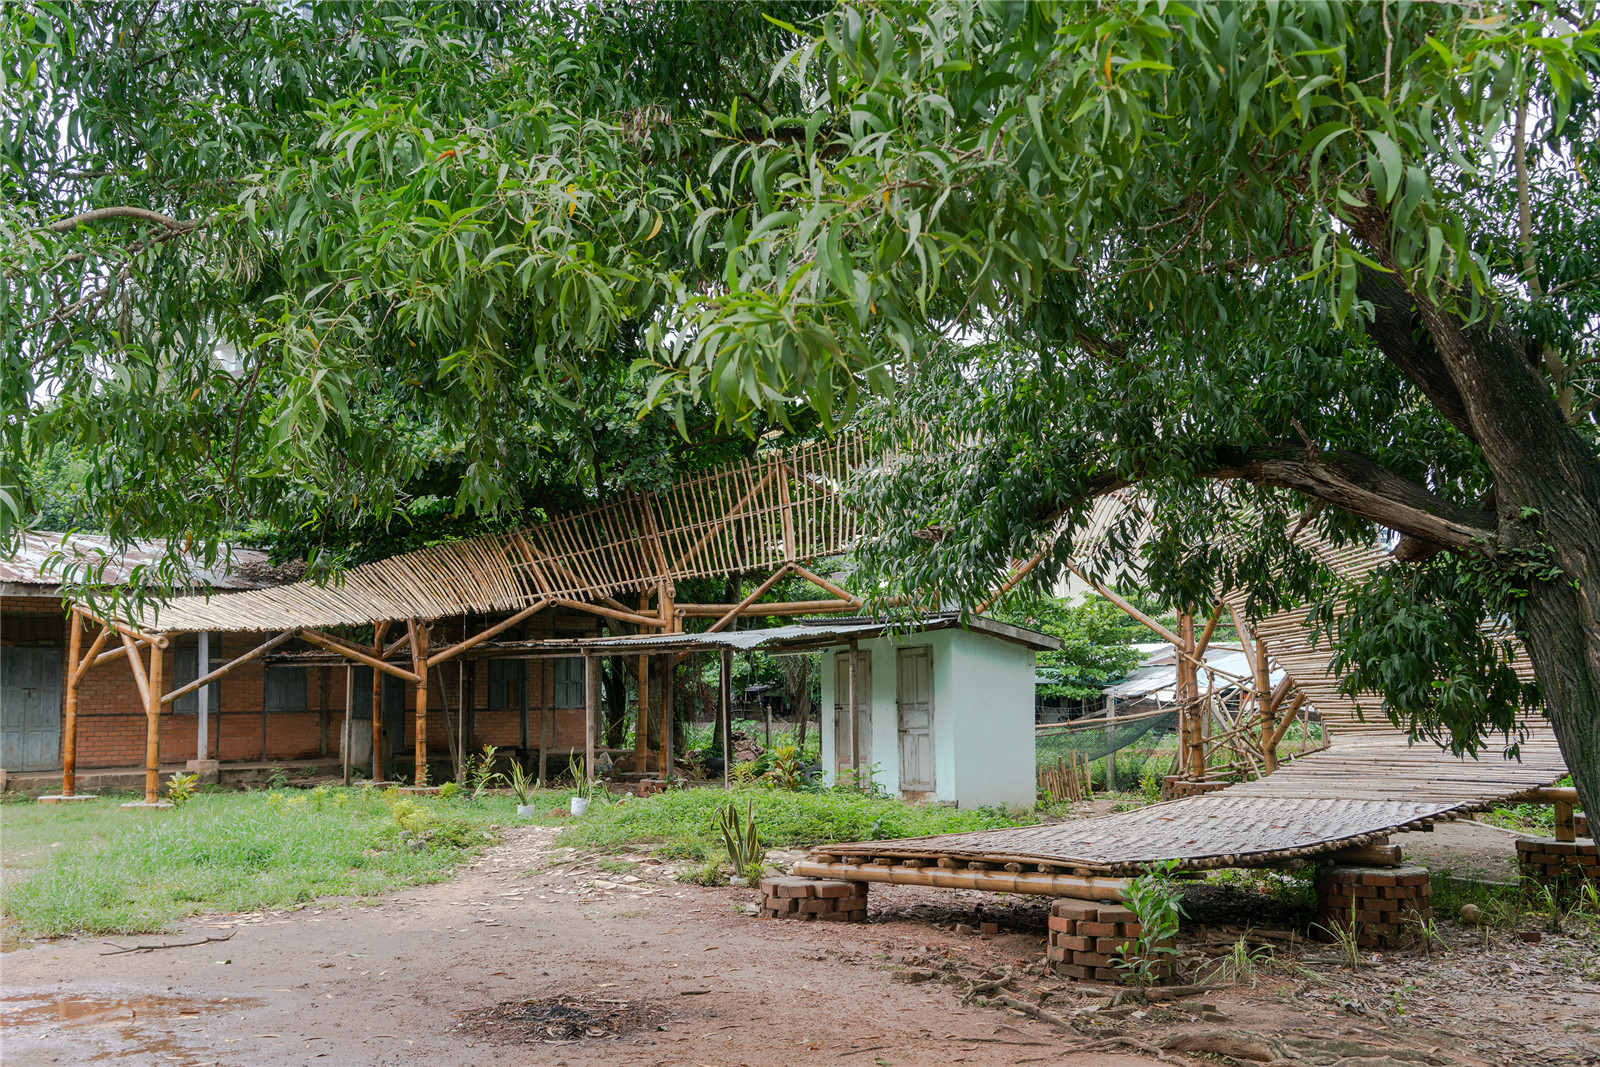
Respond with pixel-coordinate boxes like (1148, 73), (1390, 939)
(811, 732), (1569, 878)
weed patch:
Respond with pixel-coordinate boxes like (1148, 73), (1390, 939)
(555, 787), (1032, 861)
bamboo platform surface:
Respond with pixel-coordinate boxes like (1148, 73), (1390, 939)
(816, 731), (1568, 877)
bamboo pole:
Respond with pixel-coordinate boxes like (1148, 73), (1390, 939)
(297, 629), (418, 683)
(411, 620), (430, 785)
(635, 590), (650, 769)
(196, 630), (211, 760)
(143, 638), (164, 803)
(345, 662), (355, 790)
(161, 630), (295, 705)
(585, 655), (598, 789)
(792, 859), (1128, 902)
(426, 600), (550, 668)
(72, 620), (111, 684)
(847, 638), (861, 788)
(373, 621), (389, 782)
(119, 631), (151, 708)
(661, 652), (675, 786)
(62, 609), (83, 796)
(720, 648), (732, 790)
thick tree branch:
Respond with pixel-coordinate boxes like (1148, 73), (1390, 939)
(1354, 267), (1478, 443)
(47, 207), (199, 233)
(1209, 446), (1497, 554)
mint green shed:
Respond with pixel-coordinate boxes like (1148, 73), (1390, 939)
(819, 615), (1058, 810)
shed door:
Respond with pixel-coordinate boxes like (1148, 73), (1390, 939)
(896, 646), (934, 794)
(2, 647), (62, 772)
(832, 651), (871, 780)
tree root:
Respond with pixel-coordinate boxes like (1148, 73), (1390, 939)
(960, 966), (1016, 1005)
(991, 992), (1073, 1030)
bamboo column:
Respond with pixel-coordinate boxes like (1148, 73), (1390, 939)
(1175, 612), (1202, 778)
(342, 664), (352, 786)
(144, 638), (164, 804)
(372, 620), (389, 781)
(847, 638), (861, 788)
(720, 649), (732, 789)
(62, 610), (83, 797)
(411, 620), (430, 785)
(661, 652), (674, 786)
(584, 655), (598, 788)
(635, 590), (650, 768)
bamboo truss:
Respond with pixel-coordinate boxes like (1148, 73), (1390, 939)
(127, 437), (867, 636)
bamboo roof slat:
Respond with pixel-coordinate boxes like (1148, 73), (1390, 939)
(131, 437), (863, 634)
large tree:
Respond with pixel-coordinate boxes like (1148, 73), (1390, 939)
(643, 1), (1600, 813)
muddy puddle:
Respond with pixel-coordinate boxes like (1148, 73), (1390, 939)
(1, 991), (260, 1065)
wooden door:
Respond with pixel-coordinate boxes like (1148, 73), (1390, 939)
(896, 646), (935, 794)
(832, 651), (871, 779)
(2, 647), (62, 772)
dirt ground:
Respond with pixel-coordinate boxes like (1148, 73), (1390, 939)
(3, 821), (1598, 1067)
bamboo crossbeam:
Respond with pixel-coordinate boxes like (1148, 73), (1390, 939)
(793, 859), (1128, 901)
(79, 607), (168, 648)
(551, 598), (661, 627)
(161, 630), (295, 705)
(677, 599), (857, 616)
(88, 638), (133, 671)
(787, 563), (861, 607)
(298, 629), (420, 683)
(72, 621), (113, 684)
(119, 631), (151, 707)
(426, 600), (550, 668)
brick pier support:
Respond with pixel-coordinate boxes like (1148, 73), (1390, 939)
(1314, 864), (1432, 948)
(1516, 836), (1599, 902)
(1046, 899), (1173, 983)
(759, 876), (869, 922)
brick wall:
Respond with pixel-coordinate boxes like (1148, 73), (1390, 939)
(6, 597), (600, 771)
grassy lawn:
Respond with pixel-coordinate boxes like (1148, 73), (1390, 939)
(0, 785), (572, 938)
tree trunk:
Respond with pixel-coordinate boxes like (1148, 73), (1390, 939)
(1354, 216), (1600, 820)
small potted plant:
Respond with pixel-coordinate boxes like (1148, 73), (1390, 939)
(508, 760), (538, 818)
(568, 755), (592, 817)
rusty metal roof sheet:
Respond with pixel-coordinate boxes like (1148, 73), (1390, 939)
(1, 531), (286, 592)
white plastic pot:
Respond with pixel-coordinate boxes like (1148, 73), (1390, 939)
(516, 803), (538, 818)
(569, 796), (590, 817)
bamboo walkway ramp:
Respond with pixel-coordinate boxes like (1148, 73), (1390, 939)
(809, 731), (1568, 878)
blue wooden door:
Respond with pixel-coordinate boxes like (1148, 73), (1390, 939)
(2, 647), (62, 772)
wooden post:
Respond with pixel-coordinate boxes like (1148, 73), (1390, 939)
(341, 664), (352, 786)
(585, 655), (597, 789)
(144, 639), (164, 804)
(372, 621), (389, 782)
(720, 649), (732, 790)
(196, 630), (210, 761)
(62, 610), (83, 797)
(661, 653), (674, 786)
(411, 620), (430, 785)
(847, 638), (860, 788)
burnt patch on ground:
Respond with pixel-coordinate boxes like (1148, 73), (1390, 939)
(455, 993), (670, 1044)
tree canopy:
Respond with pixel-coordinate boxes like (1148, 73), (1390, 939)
(4, 2), (1598, 812)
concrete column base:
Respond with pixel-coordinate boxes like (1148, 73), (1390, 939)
(37, 794), (99, 804)
(184, 759), (221, 784)
(119, 801), (175, 810)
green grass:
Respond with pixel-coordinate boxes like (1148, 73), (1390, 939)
(0, 786), (566, 938)
(555, 785), (1035, 862)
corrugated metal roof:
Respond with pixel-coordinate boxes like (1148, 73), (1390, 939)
(466, 613), (1060, 656)
(1, 532), (286, 592)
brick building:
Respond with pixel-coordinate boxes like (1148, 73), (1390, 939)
(1, 533), (597, 788)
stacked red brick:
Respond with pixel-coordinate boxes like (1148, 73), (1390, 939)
(1046, 900), (1172, 982)
(759, 876), (869, 922)
(1516, 837), (1599, 901)
(1314, 865), (1432, 948)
